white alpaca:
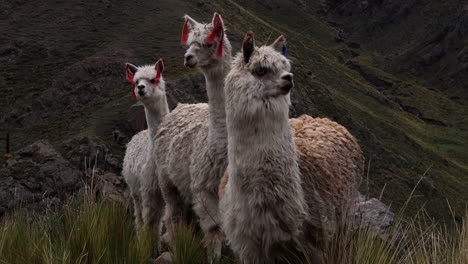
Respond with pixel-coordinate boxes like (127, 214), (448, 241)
(155, 13), (231, 254)
(122, 59), (168, 248)
(220, 32), (328, 264)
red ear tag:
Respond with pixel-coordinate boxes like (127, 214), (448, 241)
(125, 64), (137, 99)
(206, 15), (221, 42)
(181, 19), (189, 44)
(131, 83), (136, 99)
(217, 29), (224, 57)
(206, 15), (224, 57)
(154, 67), (162, 85)
(125, 64), (134, 83)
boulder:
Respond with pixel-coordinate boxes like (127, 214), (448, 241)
(352, 193), (395, 239)
(0, 140), (83, 215)
(94, 171), (129, 204)
(153, 252), (173, 264)
(61, 136), (122, 173)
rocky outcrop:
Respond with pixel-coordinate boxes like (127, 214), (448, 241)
(93, 170), (129, 205)
(0, 141), (83, 216)
(0, 140), (129, 217)
(61, 136), (122, 173)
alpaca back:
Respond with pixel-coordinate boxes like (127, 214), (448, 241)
(290, 115), (364, 210)
(155, 103), (209, 203)
(123, 129), (152, 194)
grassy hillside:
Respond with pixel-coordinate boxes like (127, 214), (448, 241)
(0, 0), (467, 222)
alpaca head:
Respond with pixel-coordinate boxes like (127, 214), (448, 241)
(125, 59), (166, 106)
(225, 32), (293, 121)
(181, 13), (232, 70)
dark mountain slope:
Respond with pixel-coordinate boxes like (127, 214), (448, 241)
(0, 0), (466, 222)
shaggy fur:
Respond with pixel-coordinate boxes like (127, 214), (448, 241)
(122, 60), (168, 248)
(290, 115), (364, 210)
(220, 34), (312, 263)
(155, 103), (209, 226)
(219, 33), (364, 263)
(155, 13), (232, 254)
(219, 117), (364, 214)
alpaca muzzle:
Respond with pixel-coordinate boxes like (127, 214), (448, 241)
(280, 73), (294, 94)
(184, 54), (197, 68)
(280, 81), (294, 94)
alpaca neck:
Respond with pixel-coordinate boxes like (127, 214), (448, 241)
(228, 111), (295, 169)
(144, 97), (169, 138)
(228, 110), (297, 184)
(227, 107), (306, 226)
(230, 115), (294, 155)
(201, 57), (231, 145)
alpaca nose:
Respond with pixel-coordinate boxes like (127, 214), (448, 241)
(184, 54), (197, 68)
(185, 54), (194, 61)
(281, 73), (293, 82)
(137, 84), (145, 90)
(280, 73), (294, 94)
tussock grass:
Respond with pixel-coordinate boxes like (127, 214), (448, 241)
(168, 222), (206, 264)
(0, 192), (466, 264)
(317, 207), (468, 264)
(0, 194), (152, 264)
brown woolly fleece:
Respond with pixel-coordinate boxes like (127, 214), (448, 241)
(290, 115), (364, 210)
(219, 115), (364, 211)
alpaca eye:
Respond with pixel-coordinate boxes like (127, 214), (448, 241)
(203, 42), (213, 48)
(255, 68), (268, 76)
(150, 79), (155, 84)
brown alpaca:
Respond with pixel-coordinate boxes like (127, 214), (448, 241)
(290, 115), (364, 210)
(220, 116), (364, 215)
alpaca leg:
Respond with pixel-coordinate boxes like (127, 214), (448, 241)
(142, 187), (164, 252)
(193, 190), (223, 257)
(131, 191), (144, 232)
(160, 178), (191, 243)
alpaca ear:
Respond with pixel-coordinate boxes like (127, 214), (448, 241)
(125, 63), (138, 99)
(206, 13), (225, 57)
(125, 63), (138, 83)
(155, 59), (164, 73)
(210, 12), (224, 28)
(243, 31), (255, 63)
(154, 59), (164, 84)
(270, 35), (288, 57)
(181, 15), (198, 44)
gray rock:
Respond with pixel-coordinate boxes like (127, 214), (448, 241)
(153, 252), (173, 264)
(61, 136), (122, 173)
(0, 140), (83, 215)
(96, 171), (129, 204)
(352, 193), (395, 239)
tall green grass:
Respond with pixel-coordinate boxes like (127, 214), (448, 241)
(318, 209), (468, 264)
(0, 194), (153, 264)
(0, 192), (466, 264)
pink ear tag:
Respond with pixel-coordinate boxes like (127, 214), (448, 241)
(206, 15), (224, 57)
(181, 19), (189, 44)
(131, 84), (136, 99)
(125, 64), (137, 99)
(154, 62), (162, 85)
(217, 29), (224, 57)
